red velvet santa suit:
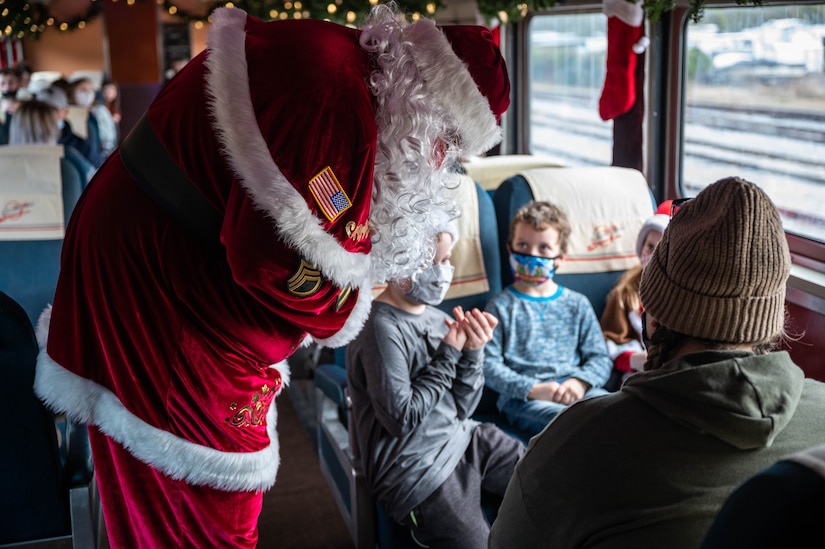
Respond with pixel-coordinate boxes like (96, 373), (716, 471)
(33, 7), (507, 548)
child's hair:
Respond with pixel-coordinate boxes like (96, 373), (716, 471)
(508, 200), (572, 254)
(610, 264), (642, 315)
(9, 99), (59, 145)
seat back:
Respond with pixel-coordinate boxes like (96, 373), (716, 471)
(0, 145), (84, 325)
(439, 175), (502, 313)
(462, 154), (566, 193)
(0, 291), (70, 544)
(493, 166), (655, 318)
(0, 291), (100, 548)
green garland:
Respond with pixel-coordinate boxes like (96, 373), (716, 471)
(473, 0), (764, 24)
(159, 0), (443, 25)
(0, 0), (765, 42)
(0, 0), (103, 40)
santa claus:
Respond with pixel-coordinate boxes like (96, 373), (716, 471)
(33, 3), (509, 547)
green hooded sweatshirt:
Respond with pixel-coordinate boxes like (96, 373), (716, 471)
(490, 350), (825, 549)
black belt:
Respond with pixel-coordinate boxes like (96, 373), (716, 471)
(119, 114), (223, 252)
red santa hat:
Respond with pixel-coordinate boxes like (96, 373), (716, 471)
(403, 19), (507, 155)
(440, 25), (510, 122)
(636, 212), (669, 258)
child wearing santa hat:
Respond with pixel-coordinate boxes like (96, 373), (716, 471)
(600, 201), (671, 390)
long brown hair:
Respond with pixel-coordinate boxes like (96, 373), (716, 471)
(9, 99), (59, 145)
(644, 324), (782, 371)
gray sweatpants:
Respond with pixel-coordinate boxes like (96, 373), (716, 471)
(400, 422), (525, 549)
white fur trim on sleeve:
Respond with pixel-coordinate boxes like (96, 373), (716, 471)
(311, 275), (374, 348)
(403, 19), (502, 156)
(204, 8), (373, 294)
(34, 350), (283, 492)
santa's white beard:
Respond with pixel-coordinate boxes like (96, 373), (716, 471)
(361, 3), (462, 284)
(368, 156), (461, 284)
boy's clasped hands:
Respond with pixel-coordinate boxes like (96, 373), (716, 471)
(527, 378), (589, 406)
(444, 305), (499, 351)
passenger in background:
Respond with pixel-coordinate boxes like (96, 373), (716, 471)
(490, 177), (825, 549)
(8, 99), (89, 220)
(50, 77), (70, 95)
(34, 87), (96, 185)
(0, 67), (21, 100)
(89, 81), (118, 158)
(483, 200), (611, 438)
(600, 202), (670, 391)
(14, 62), (33, 90)
(101, 81), (122, 148)
(0, 67), (21, 144)
(347, 222), (524, 549)
(101, 81), (121, 125)
(66, 77), (103, 167)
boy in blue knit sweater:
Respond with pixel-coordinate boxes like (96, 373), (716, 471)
(483, 201), (611, 437)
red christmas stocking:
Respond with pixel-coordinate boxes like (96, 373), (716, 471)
(599, 0), (646, 121)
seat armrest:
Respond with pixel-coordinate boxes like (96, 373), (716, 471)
(65, 419), (94, 487)
(315, 364), (348, 410)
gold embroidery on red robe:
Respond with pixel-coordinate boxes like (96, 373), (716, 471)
(345, 220), (370, 242)
(226, 381), (280, 428)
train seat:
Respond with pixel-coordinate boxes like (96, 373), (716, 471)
(0, 145), (85, 326)
(492, 166), (656, 319)
(0, 291), (100, 548)
(462, 153), (566, 193)
(314, 176), (529, 549)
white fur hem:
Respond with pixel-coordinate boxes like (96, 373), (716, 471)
(204, 8), (373, 297)
(312, 276), (374, 348)
(34, 351), (283, 492)
(403, 19), (502, 155)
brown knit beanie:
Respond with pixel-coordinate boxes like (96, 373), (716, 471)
(639, 177), (790, 343)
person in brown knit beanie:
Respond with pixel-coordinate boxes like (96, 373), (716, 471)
(639, 176), (791, 368)
(490, 176), (825, 549)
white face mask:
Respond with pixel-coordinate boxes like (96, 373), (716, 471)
(74, 90), (95, 107)
(404, 264), (454, 306)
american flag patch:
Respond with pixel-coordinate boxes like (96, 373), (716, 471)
(308, 167), (352, 222)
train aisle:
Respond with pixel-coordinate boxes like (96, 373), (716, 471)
(258, 384), (355, 548)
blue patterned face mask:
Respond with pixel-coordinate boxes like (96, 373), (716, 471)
(509, 252), (558, 286)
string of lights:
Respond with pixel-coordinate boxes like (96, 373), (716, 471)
(0, 0), (762, 41)
(157, 0), (441, 26)
(0, 0), (102, 40)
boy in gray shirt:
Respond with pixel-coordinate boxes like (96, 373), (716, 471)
(347, 224), (524, 549)
(484, 201), (612, 437)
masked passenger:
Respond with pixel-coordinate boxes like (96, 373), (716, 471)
(347, 222), (525, 549)
(483, 200), (612, 437)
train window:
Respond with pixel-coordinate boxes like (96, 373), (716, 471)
(683, 4), (825, 244)
(528, 12), (609, 165)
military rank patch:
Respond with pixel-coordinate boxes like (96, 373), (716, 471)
(308, 166), (352, 222)
(288, 259), (322, 297)
(336, 286), (352, 311)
